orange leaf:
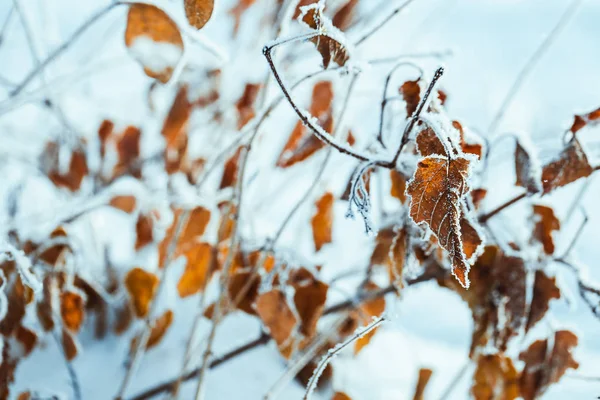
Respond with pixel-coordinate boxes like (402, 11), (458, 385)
(412, 368), (433, 400)
(390, 170), (407, 203)
(109, 195), (137, 213)
(116, 126), (141, 173)
(177, 243), (213, 297)
(255, 289), (297, 346)
(541, 139), (593, 194)
(472, 354), (519, 400)
(62, 328), (79, 361)
(300, 5), (349, 68)
(416, 127), (446, 157)
(46, 144), (89, 192)
(354, 326), (378, 355)
(98, 119), (114, 159)
(184, 0), (214, 30)
(400, 80), (420, 117)
(146, 309), (174, 348)
(569, 106), (600, 134)
(162, 85), (191, 151)
(135, 213), (154, 250)
(454, 120), (482, 159)
(332, 392), (352, 400)
(311, 192), (334, 252)
(294, 279), (328, 337)
(125, 4), (184, 83)
(227, 268), (260, 314)
(236, 83), (261, 129)
(60, 291), (85, 332)
(332, 0), (358, 31)
(460, 216), (484, 263)
(220, 146), (244, 189)
(125, 267), (159, 318)
(531, 204), (560, 255)
(525, 270), (560, 332)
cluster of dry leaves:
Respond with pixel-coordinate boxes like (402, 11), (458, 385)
(2, 0), (599, 399)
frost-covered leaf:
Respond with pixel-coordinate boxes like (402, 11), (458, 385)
(125, 4), (184, 83)
(412, 368), (433, 400)
(125, 267), (159, 318)
(531, 204), (560, 255)
(519, 330), (579, 400)
(472, 354), (519, 400)
(400, 80), (420, 118)
(177, 242), (213, 297)
(98, 119), (114, 159)
(36, 276), (56, 331)
(15, 325), (37, 356)
(460, 215), (484, 263)
(453, 121), (482, 160)
(41, 142), (89, 192)
(135, 213), (154, 250)
(525, 270), (560, 332)
(60, 291), (85, 332)
(407, 155), (472, 288)
(109, 195), (137, 214)
(255, 289), (297, 346)
(114, 301), (134, 335)
(416, 127), (446, 157)
(312, 192), (334, 252)
(569, 106), (600, 134)
(184, 0), (214, 30)
(293, 278), (328, 337)
(115, 126), (142, 177)
(515, 141), (541, 193)
(541, 139), (593, 194)
(300, 3), (350, 68)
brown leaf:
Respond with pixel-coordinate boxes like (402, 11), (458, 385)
(60, 291), (85, 332)
(45, 144), (89, 192)
(175, 206), (212, 254)
(472, 354), (519, 400)
(125, 267), (159, 318)
(184, 0), (214, 30)
(109, 195), (137, 213)
(116, 126), (141, 174)
(98, 119), (114, 159)
(569, 106), (600, 134)
(407, 156), (472, 288)
(541, 139), (593, 194)
(255, 289), (297, 346)
(114, 301), (134, 335)
(531, 204), (560, 255)
(312, 192), (334, 252)
(389, 228), (407, 285)
(369, 227), (395, 267)
(454, 121), (482, 159)
(14, 325), (37, 356)
(332, 0), (358, 31)
(177, 243), (213, 297)
(332, 392), (352, 400)
(515, 141), (541, 193)
(17, 392), (31, 400)
(526, 270), (560, 332)
(36, 276), (56, 331)
(142, 309), (173, 349)
(294, 279), (328, 337)
(400, 80), (421, 117)
(162, 85), (191, 151)
(227, 268), (260, 314)
(236, 83), (261, 129)
(416, 127), (446, 157)
(470, 189), (487, 209)
(300, 5), (349, 68)
(125, 4), (184, 83)
(412, 368), (433, 400)
(354, 326), (378, 355)
(135, 213), (154, 250)
(390, 170), (407, 203)
(460, 216), (483, 263)
(220, 146), (244, 189)
(62, 328), (79, 361)
(519, 330), (579, 400)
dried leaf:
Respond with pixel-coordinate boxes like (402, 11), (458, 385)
(114, 302), (133, 335)
(389, 228), (407, 285)
(17, 392), (31, 400)
(460, 216), (484, 263)
(300, 5), (349, 68)
(531, 205), (560, 255)
(135, 213), (154, 250)
(236, 83), (261, 129)
(255, 289), (297, 346)
(407, 155), (472, 288)
(332, 0), (358, 31)
(515, 141), (541, 193)
(390, 170), (407, 203)
(525, 270), (560, 332)
(569, 106), (600, 134)
(141, 309), (173, 349)
(116, 126), (141, 174)
(227, 268), (260, 314)
(454, 121), (482, 159)
(519, 330), (579, 400)
(332, 392), (352, 400)
(60, 291), (85, 332)
(184, 0), (214, 30)
(416, 127), (446, 157)
(312, 192), (334, 252)
(400, 80), (421, 117)
(177, 243), (213, 297)
(125, 267), (159, 318)
(541, 139), (593, 194)
(294, 279), (328, 337)
(412, 368), (433, 400)
(162, 85), (191, 151)
(98, 119), (114, 159)
(109, 195), (137, 213)
(62, 328), (78, 360)
(125, 4), (184, 83)
(45, 144), (89, 192)
(354, 326), (378, 355)
(36, 276), (56, 331)
(220, 146), (244, 189)
(14, 325), (37, 356)
(472, 354), (519, 400)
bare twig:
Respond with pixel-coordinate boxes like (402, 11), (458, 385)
(438, 361), (470, 400)
(52, 331), (82, 400)
(303, 316), (385, 400)
(478, 192), (527, 224)
(486, 0), (584, 134)
(559, 208), (588, 259)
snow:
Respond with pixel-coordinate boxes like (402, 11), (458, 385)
(129, 35), (183, 77)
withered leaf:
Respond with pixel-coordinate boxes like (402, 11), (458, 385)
(569, 106), (600, 134)
(293, 279), (328, 337)
(472, 354), (519, 400)
(114, 302), (134, 335)
(45, 145), (89, 192)
(332, 392), (352, 400)
(407, 155), (472, 288)
(526, 270), (560, 332)
(332, 0), (358, 30)
(354, 325), (378, 355)
(255, 289), (297, 346)
(236, 83), (261, 129)
(416, 127), (446, 157)
(531, 204), (560, 255)
(135, 213), (154, 250)
(312, 192), (334, 252)
(60, 291), (85, 332)
(116, 126), (141, 174)
(353, 283), (385, 354)
(109, 195), (137, 214)
(412, 368), (433, 400)
(125, 4), (184, 83)
(515, 141), (541, 193)
(390, 170), (407, 203)
(300, 5), (349, 68)
(227, 269), (260, 314)
(389, 228), (407, 285)
(125, 267), (159, 318)
(177, 242), (213, 298)
(184, 0), (214, 30)
(541, 139), (593, 194)
(36, 276), (56, 331)
(220, 146), (244, 189)
(460, 216), (484, 263)
(132, 309), (173, 350)
(15, 325), (37, 356)
(17, 392), (31, 400)
(162, 85), (191, 151)
(98, 119), (114, 159)
(400, 80), (420, 117)
(62, 328), (79, 361)
(453, 121), (482, 159)
(519, 330), (579, 400)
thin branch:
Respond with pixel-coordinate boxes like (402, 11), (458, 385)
(486, 0), (584, 134)
(438, 361), (470, 400)
(52, 331), (82, 400)
(303, 316), (385, 400)
(0, 6), (14, 43)
(478, 192), (527, 224)
(354, 0), (418, 46)
(559, 208), (588, 259)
